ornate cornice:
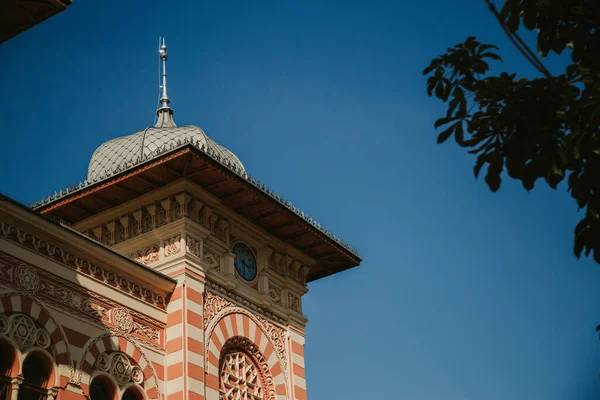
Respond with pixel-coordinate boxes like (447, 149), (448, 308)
(32, 143), (359, 257)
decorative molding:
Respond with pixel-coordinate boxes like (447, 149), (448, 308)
(0, 291), (75, 381)
(186, 234), (201, 258)
(204, 291), (288, 376)
(205, 280), (285, 325)
(0, 251), (164, 349)
(220, 337), (276, 400)
(94, 351), (144, 386)
(163, 234), (181, 257)
(288, 293), (301, 313)
(203, 247), (221, 272)
(33, 144), (359, 258)
(78, 333), (161, 400)
(0, 313), (51, 350)
(111, 307), (134, 333)
(127, 244), (159, 265)
(0, 221), (167, 310)
(268, 284), (282, 306)
(14, 265), (40, 293)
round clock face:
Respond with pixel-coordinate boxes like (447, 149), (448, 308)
(233, 243), (257, 281)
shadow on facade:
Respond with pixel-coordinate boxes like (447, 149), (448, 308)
(0, 195), (167, 399)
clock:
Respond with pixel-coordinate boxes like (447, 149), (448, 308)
(233, 243), (257, 281)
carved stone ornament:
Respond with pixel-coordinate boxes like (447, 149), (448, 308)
(204, 291), (234, 330)
(0, 251), (164, 350)
(112, 307), (134, 333)
(96, 353), (110, 371)
(203, 248), (221, 272)
(186, 234), (201, 258)
(111, 352), (132, 384)
(220, 337), (276, 400)
(204, 291), (288, 384)
(164, 235), (181, 257)
(1, 313), (51, 350)
(268, 285), (282, 306)
(0, 314), (9, 334)
(14, 265), (40, 292)
(0, 223), (167, 310)
(94, 351), (143, 387)
(128, 244), (159, 265)
(131, 365), (144, 385)
(288, 293), (301, 313)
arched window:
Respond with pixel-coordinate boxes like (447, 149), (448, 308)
(220, 350), (264, 400)
(90, 375), (117, 400)
(1, 312), (55, 400)
(0, 339), (17, 398)
(18, 351), (54, 400)
(122, 387), (144, 400)
(92, 351), (147, 400)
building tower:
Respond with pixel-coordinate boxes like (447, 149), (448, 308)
(0, 40), (360, 400)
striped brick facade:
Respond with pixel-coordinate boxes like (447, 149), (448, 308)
(0, 169), (351, 400)
(204, 307), (288, 400)
(164, 271), (206, 400)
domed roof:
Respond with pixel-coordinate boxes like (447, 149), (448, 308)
(87, 123), (245, 181)
(87, 39), (244, 182)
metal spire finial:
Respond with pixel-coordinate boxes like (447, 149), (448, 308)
(155, 36), (176, 127)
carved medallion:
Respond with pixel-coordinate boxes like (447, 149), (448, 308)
(164, 235), (181, 257)
(112, 307), (134, 333)
(94, 351), (142, 387)
(3, 313), (51, 350)
(14, 265), (39, 292)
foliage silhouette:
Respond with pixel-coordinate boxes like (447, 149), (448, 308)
(424, 0), (600, 263)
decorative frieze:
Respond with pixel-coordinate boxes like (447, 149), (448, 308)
(79, 191), (231, 248)
(0, 222), (167, 310)
(0, 250), (165, 349)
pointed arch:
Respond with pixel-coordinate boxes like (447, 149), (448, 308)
(78, 333), (161, 400)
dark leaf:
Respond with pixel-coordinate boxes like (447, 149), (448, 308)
(437, 123), (458, 144)
(480, 52), (502, 61)
(435, 82), (445, 99)
(454, 123), (465, 145)
(485, 156), (503, 191)
(435, 117), (452, 129)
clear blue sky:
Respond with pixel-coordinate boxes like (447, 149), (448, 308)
(3, 1), (600, 399)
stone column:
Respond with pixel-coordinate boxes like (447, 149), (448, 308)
(10, 376), (23, 400)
